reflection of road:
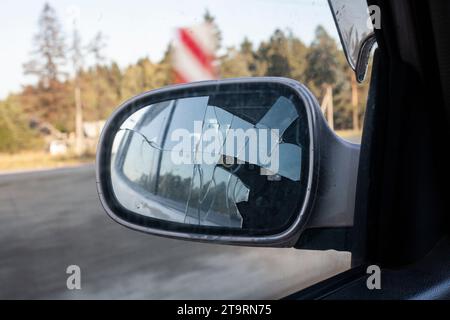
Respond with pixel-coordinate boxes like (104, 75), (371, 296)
(0, 165), (350, 299)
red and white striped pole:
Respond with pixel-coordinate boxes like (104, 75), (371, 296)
(172, 23), (218, 83)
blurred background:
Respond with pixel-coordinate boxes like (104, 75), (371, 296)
(0, 0), (367, 299)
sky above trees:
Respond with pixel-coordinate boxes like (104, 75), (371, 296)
(0, 0), (339, 99)
(1, 1), (372, 153)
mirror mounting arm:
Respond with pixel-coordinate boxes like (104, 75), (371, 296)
(296, 117), (360, 250)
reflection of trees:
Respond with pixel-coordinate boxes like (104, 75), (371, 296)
(156, 172), (231, 216)
(136, 173), (151, 191)
(157, 173), (191, 203)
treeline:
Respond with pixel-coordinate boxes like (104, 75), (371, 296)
(0, 4), (370, 153)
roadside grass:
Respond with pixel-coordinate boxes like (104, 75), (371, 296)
(0, 150), (96, 173)
(335, 130), (362, 140)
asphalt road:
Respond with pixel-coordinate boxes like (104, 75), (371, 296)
(0, 165), (350, 299)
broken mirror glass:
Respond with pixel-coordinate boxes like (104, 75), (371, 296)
(110, 87), (310, 234)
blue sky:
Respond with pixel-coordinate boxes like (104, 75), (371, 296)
(0, 0), (339, 99)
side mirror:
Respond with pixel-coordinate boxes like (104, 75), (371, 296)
(96, 78), (359, 248)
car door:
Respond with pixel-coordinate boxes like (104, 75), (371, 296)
(95, 0), (377, 299)
(290, 0), (450, 299)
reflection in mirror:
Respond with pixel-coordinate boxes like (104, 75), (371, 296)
(110, 90), (309, 233)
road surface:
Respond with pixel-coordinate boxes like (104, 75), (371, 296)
(0, 165), (350, 299)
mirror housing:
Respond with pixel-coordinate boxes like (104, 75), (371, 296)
(96, 78), (359, 248)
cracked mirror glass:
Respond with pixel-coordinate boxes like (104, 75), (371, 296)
(110, 87), (310, 235)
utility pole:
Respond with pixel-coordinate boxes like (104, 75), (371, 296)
(351, 72), (360, 131)
(74, 80), (84, 156)
(69, 9), (84, 157)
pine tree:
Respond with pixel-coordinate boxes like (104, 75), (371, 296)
(203, 9), (222, 51)
(305, 26), (341, 91)
(87, 31), (108, 119)
(23, 3), (67, 87)
(265, 30), (292, 77)
(87, 32), (107, 66)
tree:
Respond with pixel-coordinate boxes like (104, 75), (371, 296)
(284, 31), (309, 82)
(305, 26), (341, 93)
(23, 3), (66, 87)
(304, 26), (345, 128)
(77, 65), (120, 121)
(158, 43), (175, 86)
(220, 47), (253, 78)
(87, 31), (108, 119)
(252, 29), (308, 80)
(19, 80), (73, 132)
(203, 9), (222, 51)
(0, 98), (43, 153)
(265, 30), (292, 77)
(107, 62), (123, 102)
(21, 3), (72, 132)
(240, 38), (259, 75)
(87, 32), (107, 66)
